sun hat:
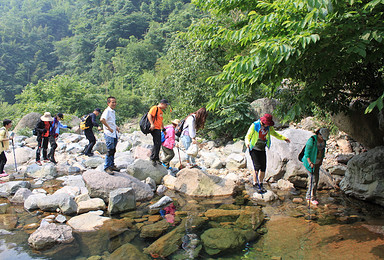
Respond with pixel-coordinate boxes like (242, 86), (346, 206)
(40, 112), (54, 122)
(319, 128), (330, 141)
(171, 119), (181, 125)
(260, 113), (275, 126)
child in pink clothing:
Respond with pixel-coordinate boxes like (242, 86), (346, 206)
(161, 119), (180, 168)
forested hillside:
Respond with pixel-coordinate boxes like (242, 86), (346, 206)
(1, 0), (383, 142)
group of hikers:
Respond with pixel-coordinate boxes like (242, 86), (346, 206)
(0, 96), (330, 206)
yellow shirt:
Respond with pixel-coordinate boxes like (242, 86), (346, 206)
(0, 127), (10, 153)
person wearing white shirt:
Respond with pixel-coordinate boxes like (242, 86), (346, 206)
(100, 96), (120, 174)
(180, 107), (208, 168)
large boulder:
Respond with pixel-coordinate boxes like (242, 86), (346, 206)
(108, 187), (136, 214)
(164, 169), (236, 197)
(14, 112), (41, 132)
(37, 193), (77, 215)
(0, 181), (31, 197)
(10, 188), (32, 204)
(27, 164), (57, 179)
(82, 170), (153, 202)
(24, 193), (47, 210)
(6, 147), (35, 165)
(332, 110), (384, 149)
(28, 222), (74, 250)
(126, 159), (167, 184)
(249, 98), (287, 128)
(246, 128), (312, 188)
(340, 146), (384, 206)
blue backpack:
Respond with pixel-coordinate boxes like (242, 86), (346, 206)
(161, 131), (166, 143)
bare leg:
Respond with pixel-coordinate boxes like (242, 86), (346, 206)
(259, 171), (265, 184)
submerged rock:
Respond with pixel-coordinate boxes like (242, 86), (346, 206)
(0, 181), (31, 197)
(67, 211), (109, 232)
(110, 243), (151, 260)
(28, 222), (74, 250)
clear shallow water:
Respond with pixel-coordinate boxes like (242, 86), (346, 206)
(0, 187), (383, 260)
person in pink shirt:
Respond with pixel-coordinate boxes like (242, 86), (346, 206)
(161, 119), (180, 169)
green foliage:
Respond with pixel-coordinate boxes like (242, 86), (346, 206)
(186, 0), (384, 121)
(16, 127), (33, 138)
(16, 74), (104, 116)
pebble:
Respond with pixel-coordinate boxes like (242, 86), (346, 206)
(55, 214), (67, 223)
(292, 198), (303, 203)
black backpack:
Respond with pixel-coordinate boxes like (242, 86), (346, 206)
(139, 107), (158, 135)
(298, 136), (315, 161)
(174, 119), (186, 137)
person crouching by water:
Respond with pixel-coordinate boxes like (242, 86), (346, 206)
(181, 107), (208, 168)
(302, 128), (329, 206)
(161, 119), (180, 169)
(0, 119), (13, 177)
(245, 114), (290, 194)
(35, 112), (54, 166)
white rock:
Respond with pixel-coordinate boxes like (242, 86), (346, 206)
(67, 211), (110, 232)
(77, 198), (106, 214)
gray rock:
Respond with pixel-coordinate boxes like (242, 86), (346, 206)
(340, 146), (384, 206)
(55, 214), (67, 223)
(126, 159), (167, 184)
(83, 157), (105, 168)
(164, 169), (236, 197)
(28, 164), (57, 179)
(156, 185), (167, 196)
(10, 188), (32, 204)
(65, 143), (83, 154)
(225, 153), (246, 170)
(83, 170), (153, 202)
(116, 141), (132, 153)
(77, 198), (106, 214)
(28, 222), (74, 250)
(249, 98), (287, 128)
(37, 193), (77, 215)
(252, 190), (278, 202)
(93, 141), (107, 154)
(0, 203), (9, 214)
(0, 181), (31, 197)
(336, 153), (355, 164)
(67, 211), (109, 232)
(149, 196), (173, 210)
(108, 188), (136, 214)
(14, 112), (41, 132)
(57, 175), (85, 187)
(24, 193), (47, 211)
(54, 186), (82, 198)
(60, 133), (83, 143)
(6, 147), (35, 165)
(144, 177), (156, 190)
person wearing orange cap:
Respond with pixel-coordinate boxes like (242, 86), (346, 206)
(245, 113), (290, 194)
(35, 112), (54, 166)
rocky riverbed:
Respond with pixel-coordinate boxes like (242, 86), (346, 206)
(0, 120), (383, 259)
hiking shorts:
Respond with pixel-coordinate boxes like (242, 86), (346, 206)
(250, 149), (266, 172)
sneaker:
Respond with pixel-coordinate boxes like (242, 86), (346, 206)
(50, 159), (57, 164)
(85, 152), (94, 157)
(111, 165), (119, 171)
(43, 159), (50, 163)
(36, 161), (42, 166)
(307, 199), (319, 206)
(0, 172), (8, 177)
(105, 167), (114, 175)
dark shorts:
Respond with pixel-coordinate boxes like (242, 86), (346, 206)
(250, 149), (266, 172)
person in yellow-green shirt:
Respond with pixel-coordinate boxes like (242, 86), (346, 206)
(245, 114), (290, 193)
(0, 119), (13, 177)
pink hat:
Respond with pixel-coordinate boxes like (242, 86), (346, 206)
(260, 113), (275, 126)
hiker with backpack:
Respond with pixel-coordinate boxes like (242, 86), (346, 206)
(245, 114), (290, 194)
(81, 108), (102, 156)
(148, 99), (169, 167)
(161, 119), (180, 169)
(100, 97), (120, 174)
(35, 112), (54, 166)
(180, 107), (208, 168)
(48, 113), (71, 164)
(301, 128), (329, 206)
(0, 119), (13, 177)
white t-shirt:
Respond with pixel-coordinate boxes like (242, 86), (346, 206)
(182, 114), (196, 138)
(101, 106), (117, 138)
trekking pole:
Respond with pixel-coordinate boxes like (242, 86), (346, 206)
(307, 167), (314, 220)
(11, 139), (18, 173)
(177, 146), (184, 170)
